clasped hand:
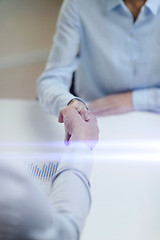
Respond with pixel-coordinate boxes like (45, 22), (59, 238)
(58, 92), (132, 148)
(58, 105), (99, 149)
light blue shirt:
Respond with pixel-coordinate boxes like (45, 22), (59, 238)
(37, 0), (160, 116)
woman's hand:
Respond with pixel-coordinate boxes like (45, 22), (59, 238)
(58, 105), (99, 149)
(68, 99), (90, 121)
(89, 92), (132, 116)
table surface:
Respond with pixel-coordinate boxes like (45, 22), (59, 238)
(1, 99), (160, 240)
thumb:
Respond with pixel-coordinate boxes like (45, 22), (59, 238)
(79, 109), (91, 121)
(58, 109), (64, 123)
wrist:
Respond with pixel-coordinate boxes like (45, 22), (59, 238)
(68, 98), (76, 105)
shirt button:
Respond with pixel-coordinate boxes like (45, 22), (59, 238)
(130, 33), (134, 38)
(128, 61), (132, 66)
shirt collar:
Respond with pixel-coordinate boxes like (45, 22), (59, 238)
(102, 0), (122, 12)
(102, 0), (160, 15)
(145, 0), (160, 15)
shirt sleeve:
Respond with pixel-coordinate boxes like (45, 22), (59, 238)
(17, 143), (92, 240)
(36, 0), (83, 116)
(132, 87), (160, 113)
(47, 143), (93, 239)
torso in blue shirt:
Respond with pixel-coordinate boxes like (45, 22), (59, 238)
(37, 0), (160, 115)
(75, 0), (160, 101)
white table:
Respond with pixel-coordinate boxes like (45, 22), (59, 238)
(1, 99), (160, 240)
(0, 99), (66, 194)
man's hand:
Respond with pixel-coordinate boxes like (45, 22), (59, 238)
(58, 105), (99, 149)
(89, 92), (132, 116)
(68, 99), (90, 121)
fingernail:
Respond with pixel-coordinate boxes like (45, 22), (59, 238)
(84, 112), (90, 121)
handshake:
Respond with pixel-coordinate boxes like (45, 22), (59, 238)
(58, 105), (99, 149)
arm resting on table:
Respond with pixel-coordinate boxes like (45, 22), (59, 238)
(132, 87), (160, 113)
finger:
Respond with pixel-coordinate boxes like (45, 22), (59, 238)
(79, 108), (91, 121)
(63, 105), (83, 123)
(64, 130), (71, 147)
(70, 100), (90, 121)
(58, 108), (64, 123)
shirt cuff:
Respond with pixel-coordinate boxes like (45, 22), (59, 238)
(57, 143), (93, 181)
(132, 89), (149, 111)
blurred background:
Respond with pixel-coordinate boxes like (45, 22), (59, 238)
(0, 0), (62, 99)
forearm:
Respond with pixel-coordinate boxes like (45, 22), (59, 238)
(132, 87), (160, 113)
(19, 144), (92, 240)
(37, 70), (88, 117)
(37, 75), (76, 116)
(48, 144), (93, 237)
